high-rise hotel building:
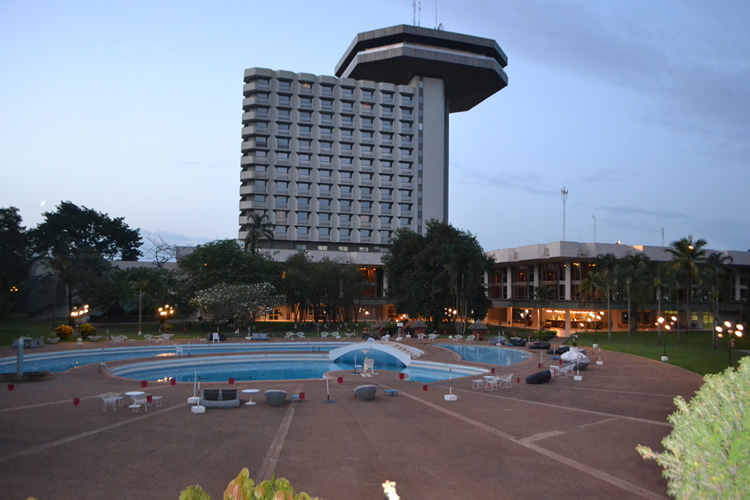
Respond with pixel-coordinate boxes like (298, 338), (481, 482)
(239, 25), (507, 265)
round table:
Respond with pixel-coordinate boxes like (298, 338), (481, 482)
(242, 389), (260, 405)
(125, 391), (145, 411)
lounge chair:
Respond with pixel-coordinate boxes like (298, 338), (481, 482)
(551, 364), (576, 378)
(496, 373), (513, 389)
(100, 393), (124, 411)
(265, 390), (288, 407)
(362, 358), (376, 376)
(353, 385), (377, 401)
(252, 332), (270, 341)
(200, 389), (240, 409)
(143, 334), (154, 342)
(284, 331), (295, 340)
(321, 332), (329, 339)
(296, 331), (306, 340)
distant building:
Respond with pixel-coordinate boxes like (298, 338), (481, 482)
(238, 24), (508, 271)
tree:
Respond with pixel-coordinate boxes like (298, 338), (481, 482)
(532, 285), (552, 330)
(0, 207), (31, 316)
(191, 282), (285, 330)
(383, 221), (492, 332)
(637, 357), (750, 498)
(595, 253), (620, 341)
(29, 201), (142, 312)
(618, 253), (652, 337)
(282, 251), (315, 325)
(665, 236), (708, 335)
(144, 235), (176, 269)
(242, 213), (274, 254)
(702, 252), (733, 349)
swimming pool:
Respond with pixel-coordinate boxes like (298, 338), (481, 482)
(1, 343), (489, 383)
(436, 344), (531, 366)
(0, 343), (342, 374)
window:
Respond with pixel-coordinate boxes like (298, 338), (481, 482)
(399, 217), (411, 227)
(320, 127), (333, 139)
(319, 199), (331, 212)
(362, 89), (374, 101)
(399, 203), (411, 213)
(297, 212), (310, 224)
(299, 111), (312, 122)
(320, 113), (333, 125)
(401, 108), (413, 119)
(320, 142), (333, 153)
(319, 184), (331, 196)
(253, 194), (266, 204)
(381, 147), (393, 158)
(298, 167), (311, 179)
(380, 188), (392, 200)
(381, 133), (393, 145)
(278, 80), (291, 92)
(401, 122), (413, 133)
(342, 101), (354, 113)
(297, 197), (310, 210)
(276, 167), (289, 179)
(381, 202), (393, 215)
(319, 170), (332, 182)
(278, 95), (291, 107)
(277, 152), (289, 163)
(380, 160), (393, 170)
(362, 102), (374, 115)
(361, 201), (372, 213)
(400, 148), (412, 158)
(297, 226), (309, 237)
(340, 214), (352, 226)
(319, 213), (331, 225)
(254, 165), (266, 175)
(254, 180), (266, 192)
(361, 158), (373, 168)
(360, 215), (371, 227)
(255, 122), (269, 133)
(275, 225), (287, 236)
(275, 210), (287, 224)
(299, 124), (312, 136)
(255, 136), (268, 148)
(382, 106), (394, 117)
(300, 81), (313, 94)
(278, 109), (291, 121)
(340, 200), (352, 212)
(256, 107), (269, 118)
(401, 94), (412, 105)
(379, 230), (391, 240)
(321, 85), (334, 97)
(399, 176), (412, 186)
(255, 150), (267, 160)
(299, 96), (313, 108)
(340, 157), (353, 168)
(299, 139), (312, 151)
(362, 117), (374, 128)
(277, 138), (290, 149)
(379, 174), (391, 185)
(340, 228), (351, 241)
(321, 99), (334, 111)
(361, 144), (373, 154)
(341, 171), (353, 182)
(361, 130), (374, 142)
(341, 115), (354, 127)
(256, 79), (270, 90)
(342, 87), (354, 99)
(319, 227), (330, 239)
(382, 92), (394, 104)
(341, 185), (352, 197)
(298, 153), (311, 165)
(319, 155), (332, 165)
(361, 187), (373, 199)
(278, 123), (290, 135)
(297, 183), (310, 195)
(275, 196), (289, 209)
(341, 129), (353, 141)
(341, 143), (353, 154)
(382, 119), (394, 131)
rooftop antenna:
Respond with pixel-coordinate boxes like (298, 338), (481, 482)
(412, 0), (421, 26)
(435, 0), (443, 30)
(561, 187), (569, 241)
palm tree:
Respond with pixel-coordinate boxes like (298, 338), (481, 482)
(242, 213), (274, 254)
(618, 253), (652, 337)
(665, 236), (707, 334)
(702, 251), (733, 348)
(532, 285), (552, 331)
(595, 253), (620, 341)
(653, 261), (677, 346)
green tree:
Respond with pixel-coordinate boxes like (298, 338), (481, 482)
(29, 201), (142, 312)
(383, 221), (492, 331)
(618, 253), (652, 337)
(242, 213), (274, 254)
(702, 252), (733, 349)
(191, 282), (285, 330)
(0, 207), (31, 316)
(637, 357), (750, 498)
(595, 253), (620, 341)
(282, 251), (315, 325)
(665, 235), (708, 335)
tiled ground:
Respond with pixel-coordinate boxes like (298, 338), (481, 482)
(0, 340), (702, 499)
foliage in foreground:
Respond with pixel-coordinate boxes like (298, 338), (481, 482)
(180, 469), (319, 500)
(637, 357), (750, 499)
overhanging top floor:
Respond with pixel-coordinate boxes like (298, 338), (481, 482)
(335, 24), (508, 113)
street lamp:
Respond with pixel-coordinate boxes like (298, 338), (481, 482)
(657, 316), (677, 362)
(70, 304), (89, 328)
(588, 311), (603, 347)
(715, 320), (744, 368)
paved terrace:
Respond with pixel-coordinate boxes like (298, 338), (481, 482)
(0, 339), (703, 499)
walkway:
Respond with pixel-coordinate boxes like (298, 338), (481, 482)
(0, 341), (703, 499)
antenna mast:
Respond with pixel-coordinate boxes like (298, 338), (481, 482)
(561, 187), (569, 241)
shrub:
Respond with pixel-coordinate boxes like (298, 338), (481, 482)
(163, 323), (173, 333)
(55, 324), (73, 340)
(180, 469), (319, 500)
(637, 357), (750, 498)
(78, 323), (97, 339)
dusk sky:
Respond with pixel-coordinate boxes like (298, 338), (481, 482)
(2, 1), (749, 255)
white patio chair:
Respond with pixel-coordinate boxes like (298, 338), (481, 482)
(285, 331), (295, 340)
(296, 331), (306, 340)
(211, 332), (220, 343)
(321, 332), (329, 339)
(100, 393), (124, 411)
(175, 345), (184, 357)
(362, 358), (376, 376)
(497, 373), (513, 389)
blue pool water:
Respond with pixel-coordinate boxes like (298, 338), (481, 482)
(1, 343), (489, 383)
(0, 343), (341, 374)
(436, 344), (531, 365)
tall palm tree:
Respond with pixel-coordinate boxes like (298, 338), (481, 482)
(702, 251), (733, 348)
(532, 285), (552, 331)
(618, 253), (652, 337)
(242, 213), (274, 255)
(665, 236), (707, 334)
(595, 253), (620, 341)
(653, 261), (677, 346)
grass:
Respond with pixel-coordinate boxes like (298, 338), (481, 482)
(569, 329), (748, 376)
(2, 315), (746, 376)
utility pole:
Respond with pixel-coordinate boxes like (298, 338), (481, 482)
(561, 187), (569, 241)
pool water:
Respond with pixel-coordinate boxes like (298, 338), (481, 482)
(436, 344), (530, 366)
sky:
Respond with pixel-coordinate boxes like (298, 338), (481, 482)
(2, 0), (749, 256)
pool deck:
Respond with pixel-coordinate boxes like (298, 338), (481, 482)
(0, 339), (703, 499)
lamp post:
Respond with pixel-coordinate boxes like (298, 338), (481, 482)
(657, 316), (677, 362)
(715, 320), (744, 368)
(158, 304), (175, 333)
(588, 311), (602, 347)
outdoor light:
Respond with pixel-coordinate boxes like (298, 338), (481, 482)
(715, 320), (744, 367)
(657, 316), (677, 361)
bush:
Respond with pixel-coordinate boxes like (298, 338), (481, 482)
(55, 324), (73, 340)
(637, 357), (750, 498)
(180, 469), (319, 500)
(78, 323), (97, 338)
